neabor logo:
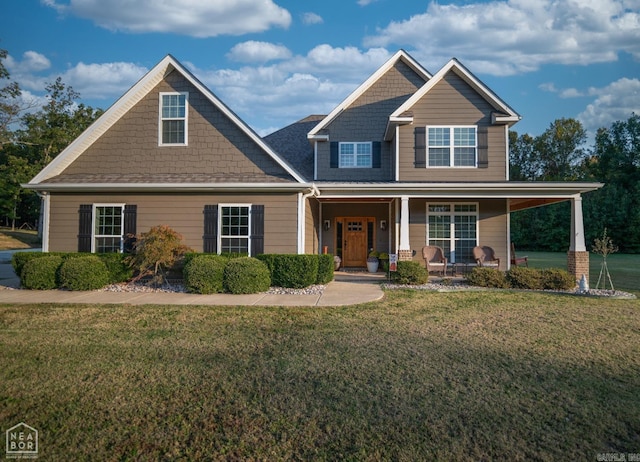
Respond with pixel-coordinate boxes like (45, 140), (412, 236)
(5, 422), (38, 459)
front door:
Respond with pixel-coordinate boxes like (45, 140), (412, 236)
(342, 217), (370, 267)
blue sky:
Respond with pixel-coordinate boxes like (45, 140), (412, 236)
(3, 0), (640, 139)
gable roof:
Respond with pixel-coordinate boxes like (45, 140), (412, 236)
(307, 49), (432, 140)
(28, 54), (307, 186)
(390, 58), (521, 125)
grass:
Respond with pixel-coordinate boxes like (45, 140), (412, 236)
(523, 251), (640, 292)
(0, 228), (40, 250)
(1, 292), (639, 460)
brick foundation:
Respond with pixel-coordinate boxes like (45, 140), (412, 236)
(567, 251), (589, 285)
(398, 249), (413, 261)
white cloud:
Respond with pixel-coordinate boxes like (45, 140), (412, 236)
(559, 88), (584, 98)
(578, 77), (640, 131)
(5, 51), (51, 74)
(44, 0), (291, 37)
(301, 12), (323, 25)
(60, 62), (148, 99)
(227, 42), (292, 63)
(358, 0), (378, 5)
(364, 0), (640, 75)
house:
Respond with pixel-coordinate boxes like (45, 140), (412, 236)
(25, 51), (602, 281)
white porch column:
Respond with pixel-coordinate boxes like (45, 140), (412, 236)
(398, 196), (412, 261)
(570, 194), (586, 252)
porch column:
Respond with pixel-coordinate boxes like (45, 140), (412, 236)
(398, 196), (412, 261)
(568, 194), (589, 284)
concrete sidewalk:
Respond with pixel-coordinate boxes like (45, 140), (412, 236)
(0, 262), (385, 307)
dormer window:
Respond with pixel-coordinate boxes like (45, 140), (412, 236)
(339, 142), (372, 168)
(159, 92), (188, 145)
(427, 126), (476, 167)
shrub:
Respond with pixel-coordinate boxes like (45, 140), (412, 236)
(541, 268), (576, 290)
(257, 254), (318, 288)
(506, 266), (544, 289)
(20, 255), (63, 290)
(58, 256), (110, 291)
(12, 252), (65, 277)
(391, 261), (428, 285)
(97, 253), (134, 284)
(466, 267), (509, 288)
(316, 254), (334, 284)
(183, 255), (228, 294)
(223, 257), (271, 294)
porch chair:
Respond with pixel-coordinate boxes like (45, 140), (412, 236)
(510, 243), (528, 267)
(473, 246), (501, 268)
(422, 245), (448, 276)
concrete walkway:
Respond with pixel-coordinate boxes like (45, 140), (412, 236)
(0, 258), (385, 306)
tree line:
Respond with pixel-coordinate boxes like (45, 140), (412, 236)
(1, 48), (638, 252)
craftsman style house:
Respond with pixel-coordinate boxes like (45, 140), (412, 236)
(25, 51), (601, 280)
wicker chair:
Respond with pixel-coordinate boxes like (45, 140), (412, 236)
(422, 245), (448, 275)
(473, 246), (501, 268)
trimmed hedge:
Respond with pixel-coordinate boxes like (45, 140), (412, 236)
(541, 268), (576, 290)
(257, 254), (318, 288)
(59, 256), (110, 291)
(223, 257), (271, 294)
(467, 266), (577, 290)
(21, 255), (63, 290)
(466, 267), (509, 288)
(506, 266), (543, 289)
(391, 261), (428, 285)
(316, 254), (334, 284)
(183, 255), (228, 294)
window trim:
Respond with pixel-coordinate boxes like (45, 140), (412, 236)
(158, 91), (188, 146)
(426, 202), (479, 263)
(92, 203), (125, 253)
(218, 204), (252, 256)
(338, 141), (373, 168)
(426, 125), (477, 168)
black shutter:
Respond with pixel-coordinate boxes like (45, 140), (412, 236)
(414, 127), (426, 167)
(78, 204), (92, 252)
(203, 205), (218, 253)
(330, 142), (339, 168)
(123, 204), (137, 253)
(372, 141), (381, 168)
(477, 127), (489, 168)
(251, 205), (264, 256)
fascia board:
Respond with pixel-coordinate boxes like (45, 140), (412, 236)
(22, 182), (314, 193)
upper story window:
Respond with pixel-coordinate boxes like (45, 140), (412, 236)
(427, 126), (476, 167)
(159, 92), (188, 145)
(339, 142), (372, 168)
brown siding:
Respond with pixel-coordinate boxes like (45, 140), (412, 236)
(61, 70), (293, 182)
(398, 72), (507, 182)
(48, 192), (299, 254)
(305, 197), (319, 254)
(317, 61), (425, 181)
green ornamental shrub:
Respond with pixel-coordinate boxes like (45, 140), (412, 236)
(316, 254), (334, 284)
(59, 256), (110, 291)
(466, 267), (509, 288)
(12, 252), (65, 277)
(506, 266), (544, 289)
(97, 253), (134, 284)
(20, 255), (63, 290)
(183, 255), (228, 294)
(541, 268), (576, 290)
(391, 261), (428, 285)
(223, 257), (271, 294)
(258, 254), (318, 288)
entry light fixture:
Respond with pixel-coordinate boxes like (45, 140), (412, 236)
(324, 220), (331, 231)
(380, 220), (387, 230)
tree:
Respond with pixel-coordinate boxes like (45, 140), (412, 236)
(508, 131), (537, 180)
(0, 48), (21, 149)
(534, 118), (587, 181)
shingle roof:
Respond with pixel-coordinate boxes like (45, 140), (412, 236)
(263, 115), (325, 181)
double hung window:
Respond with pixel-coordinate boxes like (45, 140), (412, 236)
(339, 142), (372, 168)
(159, 92), (188, 145)
(427, 203), (478, 263)
(93, 204), (124, 253)
(220, 205), (250, 254)
(427, 126), (476, 167)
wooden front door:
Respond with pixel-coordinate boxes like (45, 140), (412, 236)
(342, 217), (369, 267)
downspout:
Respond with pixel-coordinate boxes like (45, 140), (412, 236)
(37, 191), (50, 252)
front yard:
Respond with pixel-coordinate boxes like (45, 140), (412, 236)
(1, 291), (639, 460)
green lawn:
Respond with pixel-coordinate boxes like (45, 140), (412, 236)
(1, 292), (639, 460)
(523, 251), (640, 292)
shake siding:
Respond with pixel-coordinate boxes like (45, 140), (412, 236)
(48, 193), (299, 254)
(60, 70), (292, 181)
(398, 73), (507, 182)
(317, 61), (425, 181)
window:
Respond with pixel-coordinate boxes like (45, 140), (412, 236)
(426, 203), (478, 263)
(93, 204), (124, 253)
(220, 205), (250, 254)
(159, 92), (188, 145)
(427, 126), (476, 167)
(339, 142), (372, 168)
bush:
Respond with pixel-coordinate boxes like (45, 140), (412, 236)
(506, 266), (544, 289)
(12, 252), (64, 277)
(97, 253), (134, 284)
(466, 267), (509, 288)
(223, 257), (271, 294)
(257, 254), (318, 288)
(316, 254), (334, 284)
(20, 255), (63, 290)
(391, 261), (428, 285)
(183, 255), (228, 294)
(58, 256), (110, 291)
(542, 268), (576, 290)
